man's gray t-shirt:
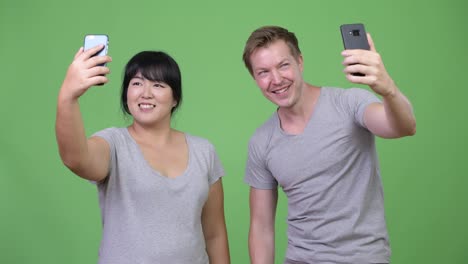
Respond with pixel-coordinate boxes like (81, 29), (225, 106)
(245, 87), (390, 264)
(92, 127), (224, 264)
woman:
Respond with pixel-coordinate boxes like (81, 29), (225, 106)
(56, 45), (230, 263)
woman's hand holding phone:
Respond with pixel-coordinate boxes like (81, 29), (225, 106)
(60, 45), (112, 101)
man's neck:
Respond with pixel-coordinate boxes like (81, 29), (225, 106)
(278, 84), (320, 135)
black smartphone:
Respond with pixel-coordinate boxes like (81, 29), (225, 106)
(83, 34), (109, 65)
(340, 24), (369, 76)
(340, 24), (369, 50)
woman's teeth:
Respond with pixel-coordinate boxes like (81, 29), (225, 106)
(139, 104), (155, 109)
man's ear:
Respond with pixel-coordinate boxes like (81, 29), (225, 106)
(297, 54), (304, 72)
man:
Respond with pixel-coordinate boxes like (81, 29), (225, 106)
(242, 25), (416, 264)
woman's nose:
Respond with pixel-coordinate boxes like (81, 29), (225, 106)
(141, 85), (153, 98)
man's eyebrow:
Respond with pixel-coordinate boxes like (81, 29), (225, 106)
(254, 67), (267, 71)
(255, 59), (289, 71)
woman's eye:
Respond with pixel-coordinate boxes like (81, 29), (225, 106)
(131, 81), (141, 86)
(154, 83), (165, 88)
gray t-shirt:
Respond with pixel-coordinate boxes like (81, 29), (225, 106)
(245, 87), (390, 264)
(92, 127), (224, 264)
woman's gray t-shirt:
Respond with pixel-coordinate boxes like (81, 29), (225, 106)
(92, 127), (224, 264)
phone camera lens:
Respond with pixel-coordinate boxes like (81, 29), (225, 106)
(351, 30), (360, 36)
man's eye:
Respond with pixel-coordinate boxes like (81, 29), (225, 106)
(280, 63), (289, 68)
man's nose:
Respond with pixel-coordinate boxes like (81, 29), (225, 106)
(271, 70), (282, 85)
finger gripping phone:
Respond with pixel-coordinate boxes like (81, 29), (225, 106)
(340, 24), (369, 76)
(83, 34), (109, 64)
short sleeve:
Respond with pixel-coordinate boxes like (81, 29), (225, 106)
(244, 137), (278, 190)
(344, 88), (381, 128)
(89, 127), (118, 184)
(208, 144), (225, 185)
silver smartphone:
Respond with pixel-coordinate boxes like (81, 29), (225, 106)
(83, 34), (109, 85)
(83, 34), (109, 64)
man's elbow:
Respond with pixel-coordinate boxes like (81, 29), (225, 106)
(405, 119), (417, 136)
(384, 122), (416, 139)
(407, 125), (416, 136)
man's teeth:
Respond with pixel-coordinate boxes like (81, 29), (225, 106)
(273, 87), (288, 94)
(139, 104), (155, 109)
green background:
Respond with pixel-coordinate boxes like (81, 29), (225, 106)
(1, 0), (466, 263)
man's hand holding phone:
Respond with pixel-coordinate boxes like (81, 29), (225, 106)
(340, 23), (370, 77)
(340, 24), (396, 97)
